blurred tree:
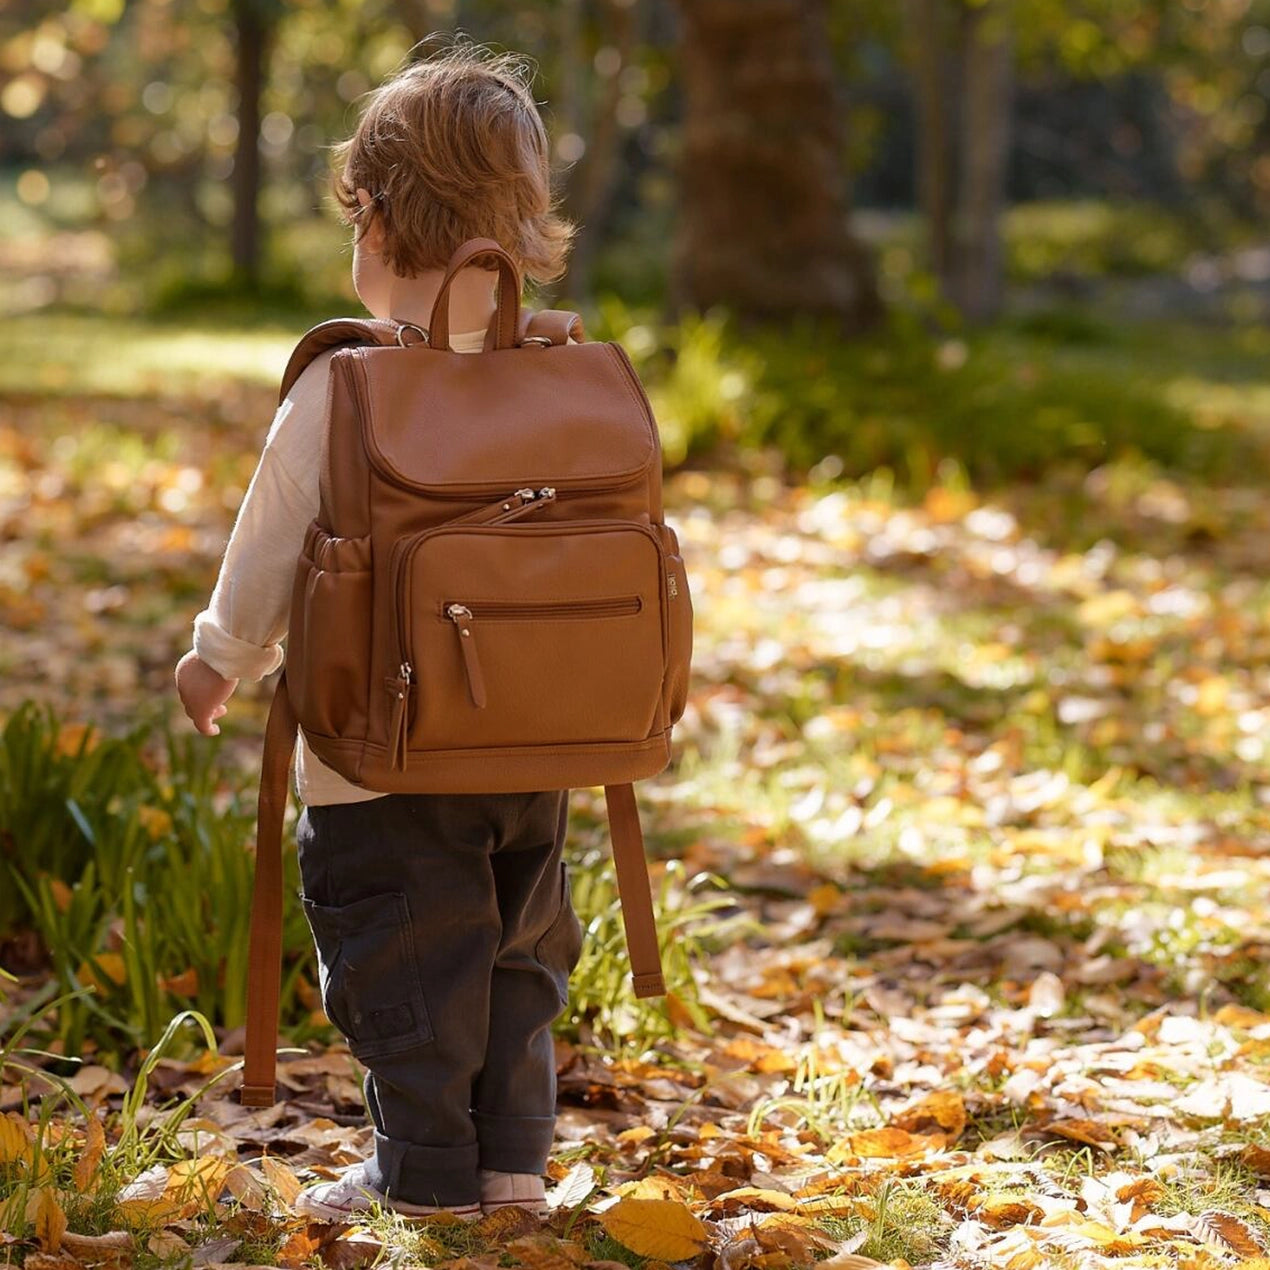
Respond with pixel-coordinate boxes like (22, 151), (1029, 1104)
(230, 0), (283, 288)
(902, 0), (1013, 323)
(670, 0), (880, 330)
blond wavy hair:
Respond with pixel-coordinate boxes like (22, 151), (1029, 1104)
(332, 38), (575, 285)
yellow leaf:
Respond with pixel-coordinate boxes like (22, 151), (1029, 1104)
(709, 1186), (797, 1212)
(598, 1198), (709, 1261)
(137, 806), (173, 840)
(261, 1155), (302, 1207)
(846, 1127), (942, 1158)
(894, 1091), (967, 1139)
(73, 1116), (106, 1193)
(615, 1176), (689, 1202)
(77, 952), (127, 994)
(47, 878), (73, 914)
(0, 1113), (33, 1166)
(167, 1155), (232, 1209)
(24, 1188), (67, 1253)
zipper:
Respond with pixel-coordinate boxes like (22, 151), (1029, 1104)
(388, 519), (664, 769)
(387, 486), (557, 765)
(438, 596), (641, 622)
(446, 605), (487, 709)
(444, 596), (642, 711)
(450, 485), (556, 528)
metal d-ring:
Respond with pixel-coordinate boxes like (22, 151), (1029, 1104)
(519, 335), (552, 348)
(396, 322), (430, 347)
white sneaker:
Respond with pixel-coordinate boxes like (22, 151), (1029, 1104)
(478, 1168), (548, 1217)
(294, 1162), (481, 1222)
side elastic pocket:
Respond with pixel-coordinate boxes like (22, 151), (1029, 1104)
(301, 891), (434, 1061)
(655, 524), (693, 724)
(533, 862), (584, 1009)
(289, 523), (372, 739)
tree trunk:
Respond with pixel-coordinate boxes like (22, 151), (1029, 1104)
(230, 0), (269, 288)
(950, 1), (1013, 322)
(671, 0), (879, 330)
(902, 0), (956, 284)
(556, 0), (639, 303)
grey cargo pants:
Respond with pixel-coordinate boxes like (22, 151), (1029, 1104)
(295, 789), (582, 1208)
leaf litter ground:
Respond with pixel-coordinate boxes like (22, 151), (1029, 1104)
(3, 369), (1270, 1269)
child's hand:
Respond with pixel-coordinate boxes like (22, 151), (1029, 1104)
(175, 652), (239, 736)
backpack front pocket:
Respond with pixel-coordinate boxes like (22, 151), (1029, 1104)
(390, 522), (667, 756)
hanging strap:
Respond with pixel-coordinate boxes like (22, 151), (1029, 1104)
(240, 674), (298, 1108)
(239, 718), (666, 1106)
(605, 784), (666, 999)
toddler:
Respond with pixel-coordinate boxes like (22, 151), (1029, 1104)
(175, 39), (583, 1221)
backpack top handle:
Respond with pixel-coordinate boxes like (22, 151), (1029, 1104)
(428, 237), (522, 353)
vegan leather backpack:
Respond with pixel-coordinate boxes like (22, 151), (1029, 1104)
(241, 237), (693, 1106)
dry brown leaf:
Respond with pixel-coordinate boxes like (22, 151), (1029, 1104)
(1199, 1211), (1266, 1257)
(598, 1198), (710, 1260)
(319, 1235), (383, 1270)
(223, 1164), (269, 1211)
(25, 1188), (68, 1253)
(72, 1116), (107, 1195)
(61, 1231), (132, 1259)
(816, 1254), (889, 1269)
(475, 1204), (542, 1242)
(0, 1112), (33, 1165)
(844, 1127), (943, 1158)
(277, 1230), (324, 1269)
(709, 1186), (798, 1213)
(1036, 1118), (1118, 1149)
(894, 1091), (967, 1139)
(260, 1155), (302, 1207)
(505, 1233), (588, 1270)
(21, 1254), (82, 1270)
(976, 1197), (1044, 1228)
(147, 1230), (190, 1258)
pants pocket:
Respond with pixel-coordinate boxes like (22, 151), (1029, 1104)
(533, 862), (584, 1008)
(301, 891), (434, 1061)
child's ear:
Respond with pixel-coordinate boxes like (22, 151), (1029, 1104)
(354, 187), (386, 250)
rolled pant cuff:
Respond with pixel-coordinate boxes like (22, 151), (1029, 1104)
(473, 1109), (556, 1175)
(368, 1131), (480, 1207)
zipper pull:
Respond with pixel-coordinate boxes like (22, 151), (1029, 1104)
(447, 605), (487, 709)
(388, 662), (412, 770)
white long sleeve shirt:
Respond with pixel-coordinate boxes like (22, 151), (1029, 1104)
(192, 326), (491, 805)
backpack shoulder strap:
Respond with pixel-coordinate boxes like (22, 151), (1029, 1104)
(482, 306), (585, 351)
(278, 317), (408, 404)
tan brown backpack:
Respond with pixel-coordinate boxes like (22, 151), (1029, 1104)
(241, 238), (693, 1105)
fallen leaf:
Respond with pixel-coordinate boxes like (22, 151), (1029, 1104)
(25, 1188), (67, 1252)
(546, 1160), (596, 1210)
(261, 1155), (302, 1207)
(72, 1116), (107, 1193)
(0, 1113), (33, 1166)
(598, 1197), (710, 1260)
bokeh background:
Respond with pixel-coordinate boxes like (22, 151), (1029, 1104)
(4, 9), (1270, 1265)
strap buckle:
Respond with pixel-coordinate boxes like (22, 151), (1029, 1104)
(396, 322), (430, 347)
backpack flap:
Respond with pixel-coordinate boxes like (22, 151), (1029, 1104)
(341, 340), (658, 495)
